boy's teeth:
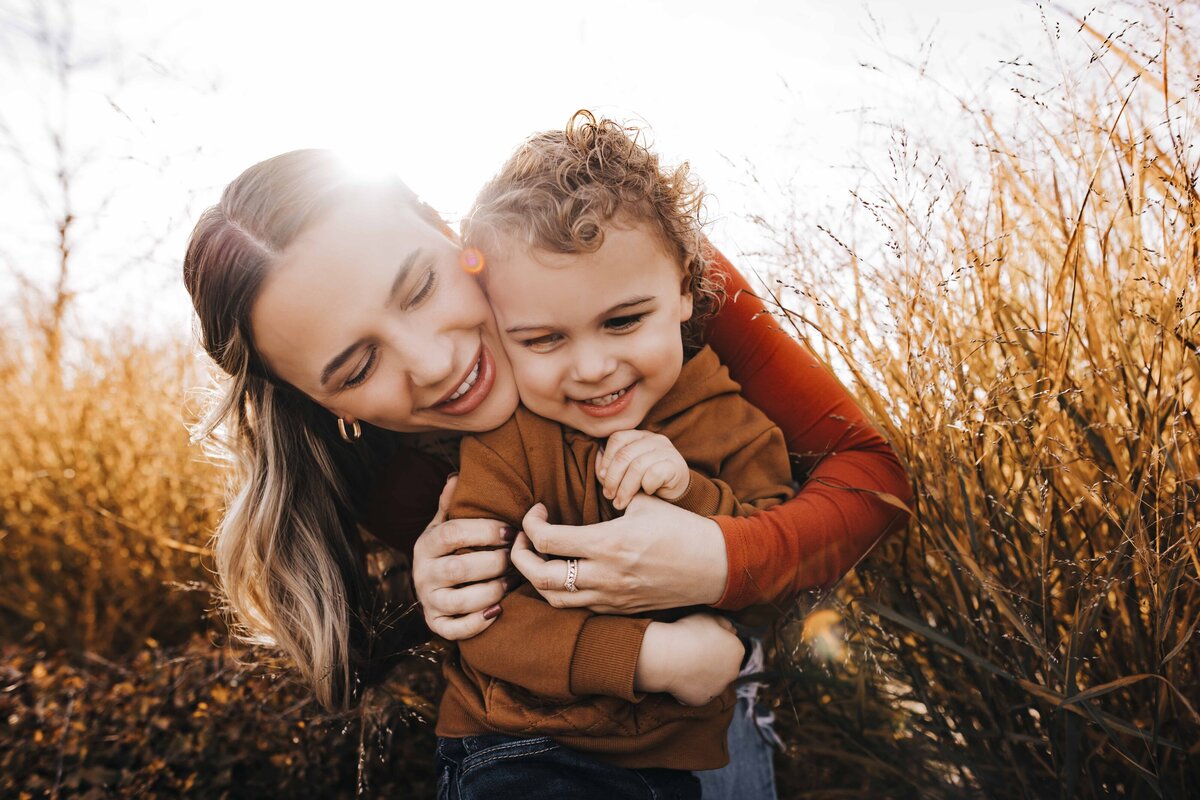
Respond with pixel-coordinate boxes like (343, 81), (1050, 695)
(582, 387), (627, 407)
(446, 361), (480, 402)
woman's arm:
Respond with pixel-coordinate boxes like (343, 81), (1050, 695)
(703, 247), (913, 608)
(513, 247), (911, 613)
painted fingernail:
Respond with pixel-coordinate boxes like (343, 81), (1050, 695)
(483, 605), (502, 620)
(500, 526), (518, 542)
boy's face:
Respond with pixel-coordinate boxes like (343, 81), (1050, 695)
(485, 219), (694, 438)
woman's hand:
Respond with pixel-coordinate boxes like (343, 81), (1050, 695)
(510, 493), (729, 614)
(412, 477), (518, 640)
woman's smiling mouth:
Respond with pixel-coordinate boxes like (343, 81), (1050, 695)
(432, 345), (495, 416)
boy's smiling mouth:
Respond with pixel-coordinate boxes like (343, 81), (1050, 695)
(574, 381), (638, 417)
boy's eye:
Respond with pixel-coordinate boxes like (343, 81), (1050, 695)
(343, 346), (378, 389)
(521, 333), (563, 353)
(605, 312), (647, 331)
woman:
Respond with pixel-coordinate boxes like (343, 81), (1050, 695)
(184, 148), (911, 797)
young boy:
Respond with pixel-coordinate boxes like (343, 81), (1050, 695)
(435, 111), (795, 799)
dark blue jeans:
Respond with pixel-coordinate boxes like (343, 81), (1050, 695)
(435, 734), (700, 800)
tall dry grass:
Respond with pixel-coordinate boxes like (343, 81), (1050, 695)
(0, 331), (221, 655)
(763, 5), (1199, 798)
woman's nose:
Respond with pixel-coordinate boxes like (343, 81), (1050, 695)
(393, 329), (456, 388)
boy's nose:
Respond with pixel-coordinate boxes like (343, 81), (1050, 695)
(570, 341), (618, 385)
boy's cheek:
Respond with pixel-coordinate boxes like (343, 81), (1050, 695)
(502, 347), (549, 403)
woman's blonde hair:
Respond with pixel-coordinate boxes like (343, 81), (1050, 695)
(183, 150), (432, 709)
(464, 110), (722, 347)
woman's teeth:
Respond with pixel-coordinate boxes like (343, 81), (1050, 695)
(446, 360), (481, 402)
(582, 387), (627, 407)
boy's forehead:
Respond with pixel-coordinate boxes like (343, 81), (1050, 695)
(486, 223), (683, 323)
(493, 218), (680, 273)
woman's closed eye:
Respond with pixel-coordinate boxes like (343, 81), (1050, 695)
(406, 266), (437, 308)
(343, 345), (378, 389)
(340, 266), (437, 390)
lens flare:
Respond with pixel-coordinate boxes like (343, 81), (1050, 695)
(460, 247), (485, 275)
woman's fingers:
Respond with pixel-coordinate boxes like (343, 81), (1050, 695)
(534, 588), (609, 610)
(434, 547), (510, 587)
(431, 474), (459, 525)
(520, 504), (594, 559)
(510, 530), (558, 589)
(427, 608), (501, 641)
(428, 575), (509, 617)
(416, 517), (517, 561)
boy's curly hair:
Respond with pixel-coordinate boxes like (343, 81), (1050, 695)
(463, 110), (722, 347)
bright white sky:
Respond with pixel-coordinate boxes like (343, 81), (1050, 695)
(0, 0), (1103, 339)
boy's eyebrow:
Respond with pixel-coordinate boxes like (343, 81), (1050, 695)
(318, 249), (423, 387)
(504, 296), (656, 334)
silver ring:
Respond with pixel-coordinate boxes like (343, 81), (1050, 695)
(564, 558), (579, 592)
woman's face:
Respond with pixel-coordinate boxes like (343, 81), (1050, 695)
(249, 191), (519, 433)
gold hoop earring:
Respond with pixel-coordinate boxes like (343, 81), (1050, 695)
(337, 417), (362, 443)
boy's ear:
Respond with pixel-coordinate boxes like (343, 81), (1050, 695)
(678, 290), (694, 322)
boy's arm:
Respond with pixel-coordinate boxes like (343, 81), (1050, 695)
(450, 432), (652, 702)
(665, 393), (795, 519)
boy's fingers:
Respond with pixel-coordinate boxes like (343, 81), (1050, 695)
(638, 462), (669, 498)
(600, 430), (644, 475)
(601, 436), (661, 500)
(614, 452), (660, 508)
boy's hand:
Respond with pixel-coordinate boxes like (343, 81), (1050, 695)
(633, 613), (744, 706)
(596, 430), (690, 510)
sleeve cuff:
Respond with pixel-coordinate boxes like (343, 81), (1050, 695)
(569, 616), (653, 701)
(672, 470), (722, 516)
(712, 514), (754, 610)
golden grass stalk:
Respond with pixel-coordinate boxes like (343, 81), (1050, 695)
(765, 4), (1199, 797)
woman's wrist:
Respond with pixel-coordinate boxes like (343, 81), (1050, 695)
(662, 513), (724, 606)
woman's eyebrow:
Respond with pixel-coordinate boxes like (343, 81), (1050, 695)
(318, 250), (425, 387)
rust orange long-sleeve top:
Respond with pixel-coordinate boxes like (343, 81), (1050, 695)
(361, 248), (912, 614)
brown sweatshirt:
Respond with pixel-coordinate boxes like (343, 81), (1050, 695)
(439, 346), (794, 770)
